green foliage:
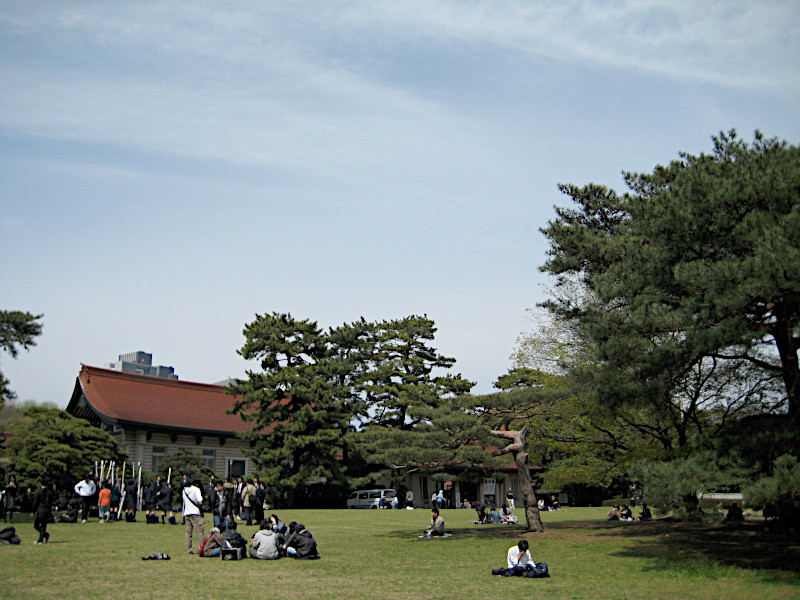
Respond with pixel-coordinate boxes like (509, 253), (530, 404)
(155, 448), (215, 482)
(357, 316), (474, 429)
(628, 450), (755, 520)
(0, 310), (43, 406)
(228, 313), (471, 502)
(744, 454), (800, 508)
(4, 406), (126, 491)
(540, 130), (799, 423)
(227, 312), (351, 500)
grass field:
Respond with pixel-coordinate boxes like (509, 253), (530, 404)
(2, 507), (798, 600)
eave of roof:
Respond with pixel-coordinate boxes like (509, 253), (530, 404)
(67, 365), (265, 436)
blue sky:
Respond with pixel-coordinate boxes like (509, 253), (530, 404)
(2, 1), (799, 407)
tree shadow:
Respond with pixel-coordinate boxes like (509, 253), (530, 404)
(592, 519), (800, 573)
(384, 523), (547, 542)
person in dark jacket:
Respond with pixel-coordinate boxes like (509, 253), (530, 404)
(282, 521), (319, 559)
(158, 480), (175, 524)
(124, 479), (137, 522)
(144, 481), (158, 524)
(60, 494), (80, 523)
(32, 481), (53, 544)
(2, 475), (17, 523)
(208, 480), (230, 531)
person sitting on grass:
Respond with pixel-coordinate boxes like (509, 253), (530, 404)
(637, 503), (652, 521)
(282, 522), (319, 559)
(489, 506), (502, 523)
(222, 520), (248, 551)
(199, 527), (225, 557)
(250, 519), (282, 560)
(501, 505), (518, 524)
(607, 505), (620, 521)
(619, 505), (633, 521)
(269, 513), (288, 535)
(724, 502), (744, 522)
(422, 508), (446, 537)
(475, 503), (489, 524)
(491, 539), (536, 576)
(60, 494), (81, 523)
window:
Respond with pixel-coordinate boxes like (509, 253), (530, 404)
(228, 459), (246, 478)
(151, 446), (166, 471)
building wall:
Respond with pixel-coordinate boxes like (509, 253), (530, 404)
(111, 428), (253, 479)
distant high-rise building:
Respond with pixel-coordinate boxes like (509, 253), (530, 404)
(105, 351), (178, 379)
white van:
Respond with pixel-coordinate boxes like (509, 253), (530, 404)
(346, 489), (397, 509)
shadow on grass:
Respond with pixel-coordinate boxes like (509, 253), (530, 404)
(382, 524), (543, 542)
(589, 519), (800, 574)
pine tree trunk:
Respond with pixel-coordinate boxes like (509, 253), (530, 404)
(491, 426), (544, 533)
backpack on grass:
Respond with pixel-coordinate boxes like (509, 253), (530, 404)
(0, 526), (21, 545)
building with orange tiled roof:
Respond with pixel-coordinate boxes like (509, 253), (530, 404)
(67, 364), (259, 478)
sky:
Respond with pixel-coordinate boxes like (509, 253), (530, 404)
(1, 1), (799, 408)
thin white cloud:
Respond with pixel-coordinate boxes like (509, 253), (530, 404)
(1, 0), (796, 175)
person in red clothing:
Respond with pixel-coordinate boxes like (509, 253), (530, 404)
(98, 482), (112, 523)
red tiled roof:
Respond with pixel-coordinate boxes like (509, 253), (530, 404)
(68, 365), (263, 435)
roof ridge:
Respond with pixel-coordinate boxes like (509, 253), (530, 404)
(81, 364), (227, 391)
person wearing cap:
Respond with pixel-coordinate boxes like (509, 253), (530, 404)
(182, 479), (204, 555)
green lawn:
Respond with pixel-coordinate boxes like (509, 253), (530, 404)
(1, 507), (798, 599)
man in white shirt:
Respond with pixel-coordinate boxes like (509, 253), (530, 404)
(182, 479), (204, 555)
(507, 539), (535, 570)
(74, 474), (97, 523)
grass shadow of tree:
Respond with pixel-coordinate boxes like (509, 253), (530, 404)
(591, 519), (800, 574)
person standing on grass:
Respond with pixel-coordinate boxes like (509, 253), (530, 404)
(124, 479), (137, 522)
(74, 473), (96, 523)
(3, 475), (17, 523)
(242, 479), (257, 526)
(159, 479), (175, 524)
(506, 487), (515, 510)
(210, 479), (230, 531)
(182, 479), (204, 555)
(32, 480), (53, 544)
(97, 482), (111, 523)
(110, 479), (121, 522)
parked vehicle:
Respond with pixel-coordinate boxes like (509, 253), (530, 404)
(346, 489), (397, 509)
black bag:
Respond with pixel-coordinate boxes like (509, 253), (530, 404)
(527, 562), (550, 578)
(0, 526), (21, 545)
(223, 530), (247, 549)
